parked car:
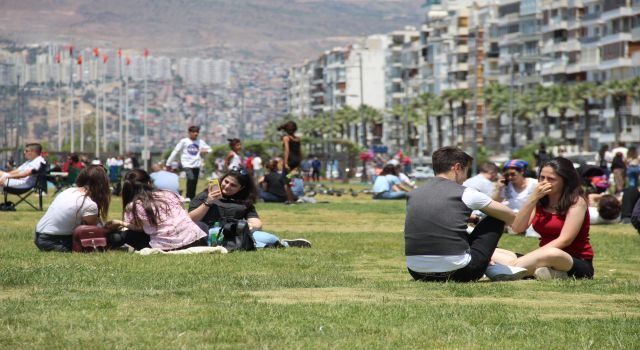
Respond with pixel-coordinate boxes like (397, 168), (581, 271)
(409, 166), (434, 180)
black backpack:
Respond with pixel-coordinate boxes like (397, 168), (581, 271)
(217, 219), (256, 252)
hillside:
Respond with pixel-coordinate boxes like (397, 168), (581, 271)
(0, 0), (424, 62)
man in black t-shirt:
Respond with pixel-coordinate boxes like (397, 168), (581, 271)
(258, 160), (291, 203)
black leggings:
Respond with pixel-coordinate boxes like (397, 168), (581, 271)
(409, 216), (505, 282)
(568, 257), (594, 279)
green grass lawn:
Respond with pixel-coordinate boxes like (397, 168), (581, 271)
(1, 180), (639, 349)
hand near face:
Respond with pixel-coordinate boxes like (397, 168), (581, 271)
(532, 181), (553, 200)
(207, 183), (222, 202)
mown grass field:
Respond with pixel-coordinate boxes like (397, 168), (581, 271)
(1, 180), (639, 349)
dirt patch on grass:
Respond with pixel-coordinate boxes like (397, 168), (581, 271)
(250, 288), (640, 320)
(250, 287), (419, 304)
(0, 287), (38, 300)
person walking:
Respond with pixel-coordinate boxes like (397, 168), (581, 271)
(166, 126), (211, 199)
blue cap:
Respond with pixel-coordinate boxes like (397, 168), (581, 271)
(503, 159), (528, 171)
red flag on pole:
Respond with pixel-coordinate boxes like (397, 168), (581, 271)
(125, 56), (131, 65)
(92, 47), (100, 57)
(144, 48), (149, 58)
(77, 55), (83, 65)
(102, 54), (109, 64)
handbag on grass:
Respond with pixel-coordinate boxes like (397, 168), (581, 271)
(218, 219), (256, 252)
(72, 225), (108, 252)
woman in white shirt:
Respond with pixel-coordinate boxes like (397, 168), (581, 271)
(34, 165), (111, 252)
(493, 159), (538, 212)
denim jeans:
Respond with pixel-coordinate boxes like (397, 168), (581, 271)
(208, 228), (288, 248)
(627, 166), (640, 189)
(260, 191), (287, 203)
(373, 191), (408, 200)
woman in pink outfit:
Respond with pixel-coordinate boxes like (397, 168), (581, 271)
(107, 169), (207, 251)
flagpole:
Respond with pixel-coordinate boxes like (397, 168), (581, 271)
(56, 51), (62, 151)
(79, 55), (84, 153)
(118, 49), (123, 155)
(69, 46), (75, 153)
(94, 49), (100, 159)
(102, 56), (107, 153)
(125, 56), (130, 153)
(143, 49), (149, 170)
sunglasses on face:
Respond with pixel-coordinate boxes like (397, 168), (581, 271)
(504, 172), (519, 178)
(229, 167), (249, 176)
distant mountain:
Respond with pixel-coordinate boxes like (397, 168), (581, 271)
(0, 0), (424, 62)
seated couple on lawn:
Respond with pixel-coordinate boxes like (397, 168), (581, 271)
(405, 147), (593, 282)
(34, 166), (310, 252)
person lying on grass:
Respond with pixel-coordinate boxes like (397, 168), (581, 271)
(105, 169), (209, 251)
(405, 146), (521, 283)
(491, 157), (594, 280)
(34, 165), (111, 252)
(188, 168), (310, 248)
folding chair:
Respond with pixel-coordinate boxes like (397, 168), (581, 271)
(3, 162), (49, 211)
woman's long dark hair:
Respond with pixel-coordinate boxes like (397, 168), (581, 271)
(538, 157), (585, 215)
(122, 169), (171, 227)
(221, 169), (258, 206)
(277, 121), (297, 135)
(75, 165), (111, 222)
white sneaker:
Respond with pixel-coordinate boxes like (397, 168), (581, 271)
(485, 263), (529, 281)
(525, 226), (541, 238)
(534, 267), (569, 280)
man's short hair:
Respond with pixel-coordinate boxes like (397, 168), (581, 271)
(479, 162), (499, 174)
(432, 147), (473, 175)
(598, 194), (621, 221)
(188, 125), (200, 133)
(26, 143), (42, 155)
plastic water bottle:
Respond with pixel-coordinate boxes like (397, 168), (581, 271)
(208, 222), (221, 246)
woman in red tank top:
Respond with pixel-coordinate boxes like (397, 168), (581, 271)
(491, 157), (594, 279)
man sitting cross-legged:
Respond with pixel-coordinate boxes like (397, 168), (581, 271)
(0, 143), (46, 190)
(405, 146), (525, 283)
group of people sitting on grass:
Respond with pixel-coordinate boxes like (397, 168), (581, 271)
(9, 140), (640, 283)
(34, 165), (310, 253)
(404, 146), (627, 282)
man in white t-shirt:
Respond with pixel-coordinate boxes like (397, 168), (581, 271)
(252, 155), (263, 178)
(166, 126), (211, 199)
(405, 147), (525, 282)
(463, 162), (499, 197)
(0, 143), (46, 190)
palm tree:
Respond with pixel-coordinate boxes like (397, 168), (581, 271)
(483, 82), (508, 153)
(441, 89), (459, 146)
(572, 82), (604, 152)
(532, 85), (552, 136)
(335, 105), (358, 141)
(455, 89), (472, 148)
(413, 92), (443, 155)
(516, 91), (537, 142)
(605, 79), (632, 143)
(359, 105), (384, 145)
(548, 84), (578, 141)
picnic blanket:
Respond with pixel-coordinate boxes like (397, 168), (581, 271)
(135, 246), (228, 255)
